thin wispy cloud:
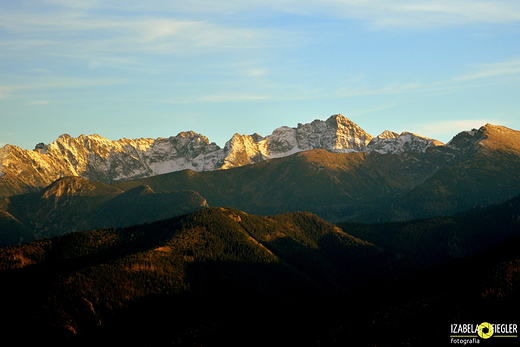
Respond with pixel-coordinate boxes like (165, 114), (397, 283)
(0, 7), (277, 52)
(2, 1), (517, 75)
(331, 57), (520, 100)
(5, 1), (519, 46)
(27, 100), (51, 105)
(0, 86), (10, 99)
(358, 0), (520, 28)
(0, 77), (125, 98)
(154, 94), (270, 104)
(199, 95), (270, 103)
(112, 0), (520, 27)
(165, 56), (520, 104)
(451, 60), (520, 83)
(333, 83), (422, 98)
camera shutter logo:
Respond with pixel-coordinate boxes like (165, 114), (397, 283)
(477, 322), (494, 339)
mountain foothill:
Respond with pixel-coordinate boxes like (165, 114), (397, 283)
(0, 115), (519, 346)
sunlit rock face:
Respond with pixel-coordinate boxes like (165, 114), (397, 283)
(267, 114), (374, 157)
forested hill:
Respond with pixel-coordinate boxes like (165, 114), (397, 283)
(338, 192), (520, 273)
(0, 207), (386, 346)
(1, 200), (519, 345)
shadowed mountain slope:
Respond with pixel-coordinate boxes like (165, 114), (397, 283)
(372, 124), (520, 222)
(0, 207), (385, 346)
(112, 149), (445, 221)
(1, 176), (208, 242)
(0, 210), (34, 247)
(338, 193), (520, 274)
(319, 235), (520, 346)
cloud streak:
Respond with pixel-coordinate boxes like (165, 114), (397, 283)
(2, 1), (518, 78)
(331, 58), (520, 100)
(0, 77), (125, 99)
(0, 6), (276, 53)
(103, 0), (520, 28)
(27, 100), (51, 105)
(4, 1), (519, 48)
(451, 60), (520, 83)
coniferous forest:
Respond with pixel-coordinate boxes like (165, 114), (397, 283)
(0, 201), (519, 346)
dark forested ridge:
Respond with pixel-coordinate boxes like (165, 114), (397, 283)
(319, 235), (520, 346)
(0, 201), (519, 346)
(338, 193), (520, 273)
(0, 207), (386, 345)
(0, 210), (33, 247)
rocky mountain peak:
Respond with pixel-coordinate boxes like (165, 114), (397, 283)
(250, 133), (265, 142)
(475, 124), (520, 154)
(78, 133), (107, 141)
(440, 123), (520, 160)
(368, 131), (444, 154)
(330, 114), (374, 150)
(220, 133), (268, 169)
(171, 131), (218, 149)
(271, 114), (374, 156)
(34, 142), (48, 153)
(376, 130), (400, 139)
(325, 113), (360, 130)
(445, 128), (482, 151)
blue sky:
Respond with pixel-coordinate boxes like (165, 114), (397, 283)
(1, 0), (519, 149)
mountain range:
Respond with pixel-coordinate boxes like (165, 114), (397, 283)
(1, 115), (520, 245)
(1, 114), (520, 345)
(0, 114), (442, 198)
